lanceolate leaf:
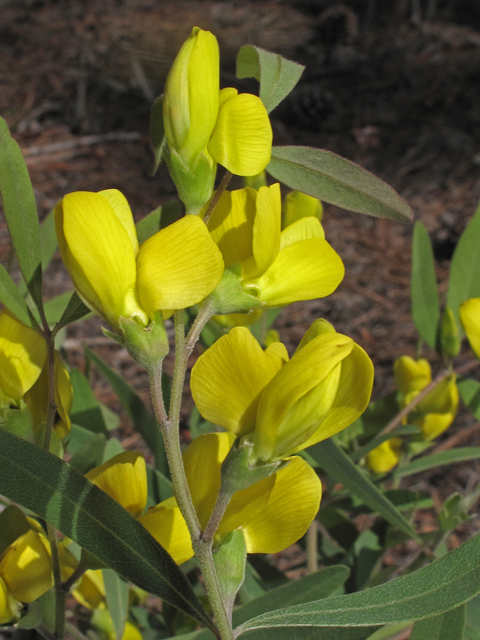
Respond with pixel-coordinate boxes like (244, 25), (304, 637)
(394, 448), (480, 478)
(174, 627), (376, 640)
(0, 429), (215, 632)
(309, 439), (419, 540)
(411, 221), (440, 349)
(234, 532), (480, 635)
(0, 262), (37, 328)
(350, 426), (420, 463)
(267, 147), (413, 222)
(236, 46), (304, 113)
(54, 291), (91, 332)
(150, 95), (166, 176)
(457, 378), (480, 421)
(0, 117), (43, 310)
(409, 605), (465, 640)
(103, 569), (130, 640)
(447, 200), (480, 331)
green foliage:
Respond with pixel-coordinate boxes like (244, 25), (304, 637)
(0, 261), (36, 327)
(54, 291), (92, 331)
(394, 448), (480, 478)
(267, 146), (413, 222)
(458, 377), (480, 420)
(409, 605), (465, 640)
(150, 95), (166, 176)
(136, 200), (184, 245)
(411, 221), (440, 350)
(103, 569), (130, 640)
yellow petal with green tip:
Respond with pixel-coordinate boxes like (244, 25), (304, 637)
(367, 438), (402, 474)
(282, 191), (323, 228)
(243, 456), (321, 553)
(56, 192), (147, 329)
(206, 188), (257, 267)
(85, 451), (147, 518)
(0, 530), (53, 603)
(137, 215), (224, 318)
(191, 328), (283, 437)
(140, 502), (193, 566)
(252, 184), (281, 276)
(294, 343), (374, 452)
(98, 189), (139, 256)
(460, 297), (480, 358)
(280, 216), (325, 249)
(255, 333), (354, 461)
(245, 237), (344, 307)
(394, 356), (431, 395)
(0, 309), (46, 402)
(208, 94), (272, 176)
(0, 576), (16, 624)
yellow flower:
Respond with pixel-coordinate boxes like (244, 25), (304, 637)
(0, 530), (53, 603)
(23, 351), (73, 440)
(55, 189), (224, 329)
(0, 309), (46, 404)
(85, 451), (148, 518)
(139, 432), (321, 563)
(58, 543), (106, 610)
(191, 320), (373, 462)
(164, 28), (272, 177)
(0, 577), (17, 624)
(205, 184), (344, 308)
(460, 297), (480, 358)
(367, 438), (402, 474)
(92, 609), (143, 640)
(282, 191), (323, 229)
(412, 375), (459, 441)
(394, 356), (431, 396)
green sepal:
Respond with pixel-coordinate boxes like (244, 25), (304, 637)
(213, 529), (247, 621)
(102, 312), (169, 371)
(165, 146), (216, 215)
(220, 439), (285, 494)
(440, 307), (461, 359)
(207, 264), (263, 316)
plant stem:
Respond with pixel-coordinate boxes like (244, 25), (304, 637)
(307, 522), (318, 574)
(64, 622), (91, 640)
(202, 171), (233, 225)
(201, 488), (233, 544)
(61, 563), (86, 593)
(47, 524), (66, 640)
(37, 623), (57, 640)
(379, 359), (479, 436)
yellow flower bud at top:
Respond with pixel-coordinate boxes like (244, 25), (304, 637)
(24, 351), (73, 440)
(394, 356), (431, 396)
(367, 438), (402, 474)
(460, 297), (480, 359)
(282, 191), (324, 229)
(0, 576), (17, 624)
(414, 374), (459, 441)
(0, 309), (46, 403)
(163, 27), (220, 166)
(0, 530), (53, 603)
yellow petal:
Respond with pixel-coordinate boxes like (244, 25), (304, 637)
(264, 341), (289, 369)
(56, 192), (147, 329)
(217, 474), (275, 537)
(0, 530), (53, 603)
(243, 456), (321, 553)
(282, 191), (323, 229)
(85, 452), (147, 518)
(367, 438), (402, 474)
(24, 351), (73, 440)
(252, 184), (281, 276)
(213, 308), (264, 328)
(418, 375), (458, 416)
(460, 297), (480, 358)
(394, 356), (431, 395)
(255, 333), (354, 461)
(244, 238), (344, 307)
(295, 343), (374, 452)
(140, 499), (193, 565)
(206, 188), (257, 267)
(137, 215), (224, 318)
(414, 412), (456, 441)
(208, 94), (272, 176)
(296, 319), (335, 352)
(0, 577), (17, 624)
(98, 190), (139, 256)
(73, 570), (105, 609)
(191, 328), (283, 437)
(280, 216), (325, 249)
(0, 309), (46, 402)
(58, 542), (79, 583)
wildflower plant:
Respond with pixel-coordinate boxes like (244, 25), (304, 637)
(0, 25), (480, 640)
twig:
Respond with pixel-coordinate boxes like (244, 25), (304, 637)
(432, 421), (480, 453)
(202, 171), (233, 225)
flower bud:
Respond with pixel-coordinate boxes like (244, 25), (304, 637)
(367, 438), (402, 474)
(394, 356), (431, 396)
(0, 577), (17, 624)
(440, 307), (461, 359)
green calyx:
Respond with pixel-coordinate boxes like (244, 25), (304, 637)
(220, 438), (285, 495)
(213, 529), (247, 622)
(164, 146), (216, 215)
(207, 264), (264, 316)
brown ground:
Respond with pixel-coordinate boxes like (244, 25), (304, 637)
(1, 0), (480, 554)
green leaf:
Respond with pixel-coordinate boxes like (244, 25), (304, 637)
(410, 605), (465, 639)
(0, 429), (215, 632)
(84, 346), (168, 475)
(365, 623), (412, 640)
(458, 378), (480, 420)
(0, 117), (43, 310)
(39, 209), (58, 271)
(447, 200), (480, 331)
(350, 426), (420, 463)
(16, 600), (43, 629)
(70, 369), (108, 435)
(150, 95), (166, 176)
(267, 147), (413, 222)
(103, 569), (130, 640)
(465, 595), (480, 639)
(233, 566), (350, 627)
(394, 448), (480, 478)
(309, 439), (419, 540)
(234, 532), (480, 635)
(54, 291), (91, 332)
(236, 46), (304, 113)
(68, 432), (108, 474)
(174, 628), (376, 640)
(0, 262), (36, 327)
(146, 465), (173, 505)
(136, 201), (184, 245)
(411, 221), (440, 349)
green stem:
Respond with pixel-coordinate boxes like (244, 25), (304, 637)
(307, 522), (318, 574)
(64, 622), (91, 640)
(201, 488), (233, 544)
(61, 563), (86, 593)
(47, 524), (66, 640)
